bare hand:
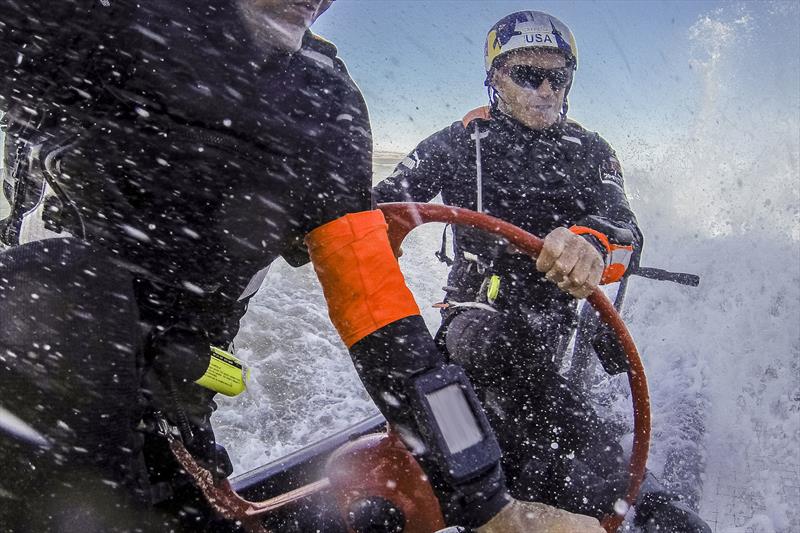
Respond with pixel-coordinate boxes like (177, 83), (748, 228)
(476, 499), (605, 533)
(536, 227), (604, 299)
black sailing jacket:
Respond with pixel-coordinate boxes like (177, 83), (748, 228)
(0, 2), (374, 339)
(375, 108), (644, 311)
(0, 2), (506, 525)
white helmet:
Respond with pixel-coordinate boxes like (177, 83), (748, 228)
(484, 10), (578, 73)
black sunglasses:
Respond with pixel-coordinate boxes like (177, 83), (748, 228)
(506, 65), (571, 91)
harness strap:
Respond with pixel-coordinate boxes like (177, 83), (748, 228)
(462, 106), (491, 214)
(434, 107), (495, 267)
(435, 224), (454, 266)
(474, 122), (484, 213)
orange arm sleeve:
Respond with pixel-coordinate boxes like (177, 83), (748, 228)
(305, 210), (421, 348)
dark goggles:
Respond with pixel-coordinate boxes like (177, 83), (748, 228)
(506, 65), (571, 91)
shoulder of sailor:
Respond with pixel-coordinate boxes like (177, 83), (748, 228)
(298, 32), (349, 75)
(561, 120), (626, 193)
(561, 119), (617, 158)
(450, 105), (496, 148)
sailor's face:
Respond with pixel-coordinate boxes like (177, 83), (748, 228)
(492, 49), (570, 130)
(240, 0), (330, 51)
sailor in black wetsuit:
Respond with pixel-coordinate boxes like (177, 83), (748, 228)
(0, 2), (602, 532)
(376, 10), (710, 533)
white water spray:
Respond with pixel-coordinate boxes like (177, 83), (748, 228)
(215, 4), (799, 532)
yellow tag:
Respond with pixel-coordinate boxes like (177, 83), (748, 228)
(486, 275), (501, 303)
(195, 346), (250, 397)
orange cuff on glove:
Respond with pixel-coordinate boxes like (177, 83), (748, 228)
(305, 210), (421, 348)
(570, 225), (634, 284)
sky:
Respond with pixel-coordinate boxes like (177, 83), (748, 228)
(313, 1), (800, 159)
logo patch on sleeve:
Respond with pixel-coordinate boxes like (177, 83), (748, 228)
(605, 157), (622, 174)
(401, 151), (421, 170)
(600, 157), (624, 189)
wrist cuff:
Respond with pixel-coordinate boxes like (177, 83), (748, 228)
(441, 463), (509, 527)
(569, 225), (633, 284)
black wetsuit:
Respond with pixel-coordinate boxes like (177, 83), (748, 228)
(375, 108), (644, 518)
(0, 2), (505, 530)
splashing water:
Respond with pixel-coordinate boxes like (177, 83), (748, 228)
(215, 4), (798, 532)
(0, 2), (793, 532)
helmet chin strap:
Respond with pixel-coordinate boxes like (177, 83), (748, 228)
(560, 70), (574, 119)
(485, 76), (502, 110)
(560, 94), (570, 120)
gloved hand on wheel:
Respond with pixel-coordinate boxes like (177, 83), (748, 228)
(476, 498), (605, 533)
(536, 227), (605, 299)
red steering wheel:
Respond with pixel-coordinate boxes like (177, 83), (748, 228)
(379, 202), (651, 532)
